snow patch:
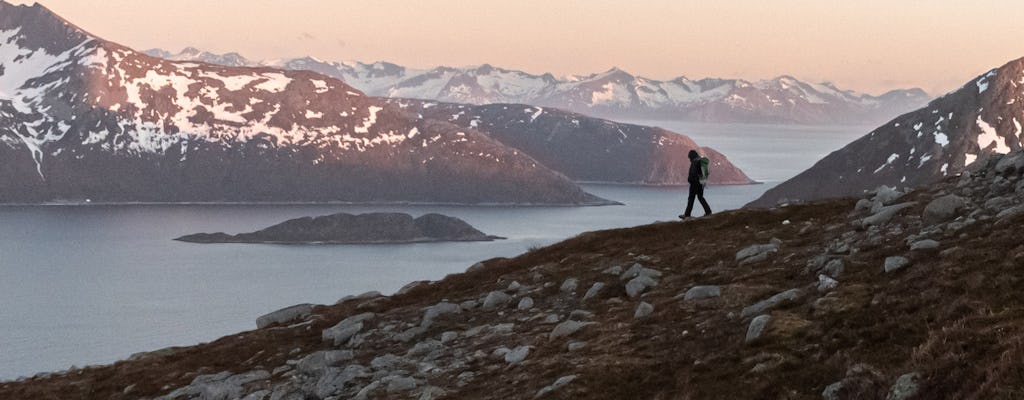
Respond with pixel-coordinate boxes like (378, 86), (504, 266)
(254, 73), (292, 92)
(976, 116), (1010, 153)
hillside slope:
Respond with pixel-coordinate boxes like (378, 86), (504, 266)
(4, 151), (1023, 399)
(750, 57), (1024, 208)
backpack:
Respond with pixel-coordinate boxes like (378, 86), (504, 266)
(699, 157), (710, 185)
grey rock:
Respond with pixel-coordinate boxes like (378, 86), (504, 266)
(817, 275), (839, 293)
(567, 341), (586, 351)
(602, 265), (624, 275)
(322, 313), (374, 346)
(386, 375), (418, 394)
(823, 259), (845, 278)
(996, 204), (1024, 222)
(406, 339), (442, 358)
(459, 300), (478, 311)
(740, 289), (803, 318)
(370, 354), (409, 371)
(481, 291), (512, 310)
(909, 239), (940, 251)
(421, 302), (461, 328)
(336, 291), (382, 305)
(490, 323), (516, 336)
(923, 195), (965, 225)
(394, 326), (426, 342)
(873, 185), (902, 205)
(994, 152), (1024, 176)
(863, 202), (916, 227)
(822, 381), (843, 400)
(854, 198), (872, 212)
(620, 263), (662, 280)
(542, 314), (561, 324)
(886, 372), (921, 400)
(504, 345), (530, 364)
(507, 281), (522, 291)
(625, 275), (658, 298)
(634, 302), (654, 319)
(884, 256), (912, 273)
(162, 370), (271, 400)
(549, 320), (594, 340)
(984, 196), (1014, 211)
(535, 375), (577, 398)
(315, 365), (368, 399)
(240, 390), (270, 400)
(297, 350), (354, 376)
(417, 386), (447, 400)
(560, 278), (579, 293)
(736, 243), (779, 264)
(256, 303), (314, 329)
(440, 331), (458, 344)
(396, 280), (430, 296)
(582, 282), (606, 302)
(745, 315), (772, 345)
(352, 380), (381, 400)
(517, 297), (535, 310)
(466, 262), (486, 273)
(684, 285), (722, 301)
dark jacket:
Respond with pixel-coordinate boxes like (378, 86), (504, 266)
(687, 157), (703, 185)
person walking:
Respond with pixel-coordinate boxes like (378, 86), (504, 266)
(679, 150), (711, 219)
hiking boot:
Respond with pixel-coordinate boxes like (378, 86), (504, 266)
(678, 214), (690, 220)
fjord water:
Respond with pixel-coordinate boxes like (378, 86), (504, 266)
(0, 123), (868, 380)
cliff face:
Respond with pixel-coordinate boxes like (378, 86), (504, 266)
(6, 151), (1024, 399)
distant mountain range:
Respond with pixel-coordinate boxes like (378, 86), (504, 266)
(749, 56), (1024, 207)
(147, 47), (931, 125)
(0, 2), (749, 205)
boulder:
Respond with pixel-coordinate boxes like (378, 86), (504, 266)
(322, 313), (374, 346)
(886, 372), (920, 400)
(994, 152), (1024, 176)
(421, 302), (461, 328)
(297, 351), (354, 376)
(256, 303), (314, 329)
(884, 256), (912, 273)
(872, 185), (903, 205)
(909, 239), (940, 251)
(863, 202), (916, 227)
(823, 259), (845, 278)
(504, 345), (530, 364)
(922, 195), (965, 225)
(396, 280), (430, 296)
(385, 375), (417, 394)
(582, 282), (606, 302)
(817, 275), (839, 293)
(740, 289), (804, 318)
(634, 302), (654, 319)
(517, 297), (535, 311)
(481, 291), (512, 310)
(625, 275), (658, 298)
(535, 375), (577, 398)
(560, 278), (579, 293)
(684, 285), (722, 301)
(620, 264), (662, 280)
(745, 315), (772, 345)
(736, 243), (779, 265)
(549, 320), (594, 340)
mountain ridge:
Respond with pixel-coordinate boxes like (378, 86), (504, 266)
(147, 47), (931, 125)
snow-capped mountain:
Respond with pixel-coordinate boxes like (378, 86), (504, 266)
(0, 2), (606, 204)
(748, 57), (1024, 208)
(387, 99), (753, 185)
(149, 48), (931, 125)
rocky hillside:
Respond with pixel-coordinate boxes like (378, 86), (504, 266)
(386, 99), (754, 185)
(749, 56), (1024, 208)
(148, 48), (931, 126)
(4, 149), (1023, 399)
(0, 2), (605, 205)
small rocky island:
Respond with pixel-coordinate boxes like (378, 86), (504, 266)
(176, 212), (503, 244)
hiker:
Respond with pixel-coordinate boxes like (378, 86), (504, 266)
(679, 149), (712, 219)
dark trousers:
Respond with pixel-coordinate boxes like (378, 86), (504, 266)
(684, 182), (712, 217)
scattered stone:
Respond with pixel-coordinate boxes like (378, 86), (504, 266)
(625, 275), (658, 298)
(322, 313), (374, 346)
(745, 315), (772, 344)
(886, 372), (921, 400)
(923, 195), (965, 225)
(817, 275), (839, 293)
(481, 291), (512, 310)
(822, 381), (843, 400)
(417, 386), (447, 400)
(504, 345), (530, 364)
(406, 339), (442, 358)
(735, 243), (779, 265)
(909, 239), (940, 251)
(602, 265), (624, 276)
(854, 198), (872, 212)
(386, 375), (418, 394)
(297, 350), (354, 375)
(740, 289), (803, 318)
(549, 320), (594, 340)
(884, 256), (912, 273)
(490, 323), (515, 336)
(996, 204), (1024, 223)
(336, 291), (382, 305)
(634, 302), (654, 319)
(560, 278), (579, 293)
(256, 303), (314, 329)
(582, 282), (606, 302)
(620, 263), (662, 280)
(396, 280), (430, 296)
(439, 331), (458, 344)
(683, 285), (722, 301)
(535, 375), (577, 398)
(517, 297), (534, 311)
(507, 281), (522, 291)
(567, 341), (586, 351)
(823, 259), (845, 278)
(863, 202), (917, 227)
(421, 302), (461, 328)
(994, 152), (1024, 176)
(459, 300), (478, 311)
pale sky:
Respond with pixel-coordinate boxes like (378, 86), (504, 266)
(13, 0), (1024, 95)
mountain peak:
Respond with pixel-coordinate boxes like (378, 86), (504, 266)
(0, 0), (95, 53)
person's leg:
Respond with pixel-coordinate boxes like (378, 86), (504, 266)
(683, 184), (697, 217)
(697, 184), (712, 215)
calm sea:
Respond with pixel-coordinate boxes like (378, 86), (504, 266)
(0, 123), (868, 380)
